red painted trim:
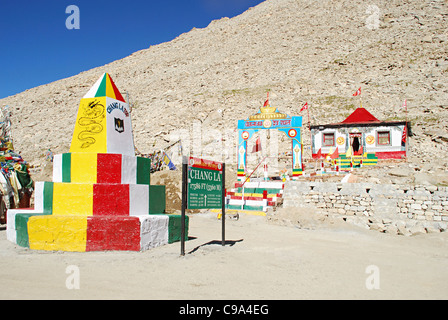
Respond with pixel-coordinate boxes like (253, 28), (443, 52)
(230, 195), (276, 201)
(188, 157), (223, 171)
(93, 184), (130, 216)
(313, 151), (406, 159)
(97, 153), (122, 183)
(86, 216), (140, 251)
(375, 151), (406, 159)
(312, 153), (329, 159)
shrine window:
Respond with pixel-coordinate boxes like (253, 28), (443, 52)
(323, 133), (335, 147)
(377, 131), (391, 145)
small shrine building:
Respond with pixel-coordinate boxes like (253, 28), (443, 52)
(310, 107), (410, 160)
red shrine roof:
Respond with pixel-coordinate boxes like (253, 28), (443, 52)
(310, 107), (409, 130)
(341, 107), (380, 124)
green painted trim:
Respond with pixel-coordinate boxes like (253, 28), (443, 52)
(136, 157), (151, 185)
(254, 188), (282, 194)
(148, 185), (166, 214)
(226, 204), (265, 211)
(62, 153), (71, 183)
(243, 205), (265, 211)
(95, 74), (107, 97)
(15, 213), (48, 248)
(15, 214), (32, 248)
(226, 204), (242, 210)
(43, 182), (54, 214)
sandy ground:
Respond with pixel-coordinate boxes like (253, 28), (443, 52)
(0, 212), (447, 300)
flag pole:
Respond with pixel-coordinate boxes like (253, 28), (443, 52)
(300, 102), (312, 160)
(405, 99), (408, 160)
(353, 87), (362, 108)
(405, 99), (408, 123)
(360, 87), (363, 108)
(307, 106), (312, 160)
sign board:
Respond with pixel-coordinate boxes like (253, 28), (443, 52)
(180, 156), (226, 255)
(187, 157), (223, 209)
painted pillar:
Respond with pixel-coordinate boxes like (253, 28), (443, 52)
(291, 139), (302, 178)
(237, 132), (248, 181)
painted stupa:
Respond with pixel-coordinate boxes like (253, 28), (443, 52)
(7, 73), (188, 252)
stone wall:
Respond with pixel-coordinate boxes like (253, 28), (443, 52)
(283, 181), (448, 235)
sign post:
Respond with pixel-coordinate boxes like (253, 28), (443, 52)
(221, 163), (226, 246)
(181, 158), (188, 256)
(181, 156), (226, 256)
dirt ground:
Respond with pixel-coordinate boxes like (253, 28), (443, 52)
(0, 212), (447, 300)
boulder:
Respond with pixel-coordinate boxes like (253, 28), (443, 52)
(409, 224), (427, 236)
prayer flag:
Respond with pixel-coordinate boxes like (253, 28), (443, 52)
(252, 136), (262, 153)
(300, 102), (309, 112)
(263, 92), (269, 107)
(402, 125), (407, 144)
(163, 153), (176, 170)
(357, 145), (363, 156)
(346, 146), (352, 158)
(330, 147), (339, 159)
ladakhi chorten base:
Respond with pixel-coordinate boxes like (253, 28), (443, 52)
(6, 73), (189, 252)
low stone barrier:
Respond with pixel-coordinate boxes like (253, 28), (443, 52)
(283, 181), (448, 235)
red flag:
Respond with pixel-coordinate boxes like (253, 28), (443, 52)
(353, 87), (361, 96)
(263, 92), (269, 107)
(330, 147), (339, 159)
(402, 125), (407, 143)
(300, 102), (308, 112)
(252, 136), (262, 153)
(316, 148), (322, 159)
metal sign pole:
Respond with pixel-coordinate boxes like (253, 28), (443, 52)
(181, 157), (226, 254)
(221, 163), (226, 246)
(181, 157), (188, 256)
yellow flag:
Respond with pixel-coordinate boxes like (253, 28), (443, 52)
(346, 146), (352, 158)
(326, 147), (333, 160)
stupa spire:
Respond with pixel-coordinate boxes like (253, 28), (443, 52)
(70, 73), (134, 156)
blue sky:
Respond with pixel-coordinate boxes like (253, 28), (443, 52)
(0, 0), (265, 99)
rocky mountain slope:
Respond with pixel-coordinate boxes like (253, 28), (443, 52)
(1, 0), (447, 184)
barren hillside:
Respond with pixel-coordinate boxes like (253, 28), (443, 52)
(1, 0), (447, 183)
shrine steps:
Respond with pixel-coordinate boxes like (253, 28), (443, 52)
(225, 181), (284, 213)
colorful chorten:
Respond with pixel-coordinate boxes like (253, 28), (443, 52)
(7, 73), (188, 252)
